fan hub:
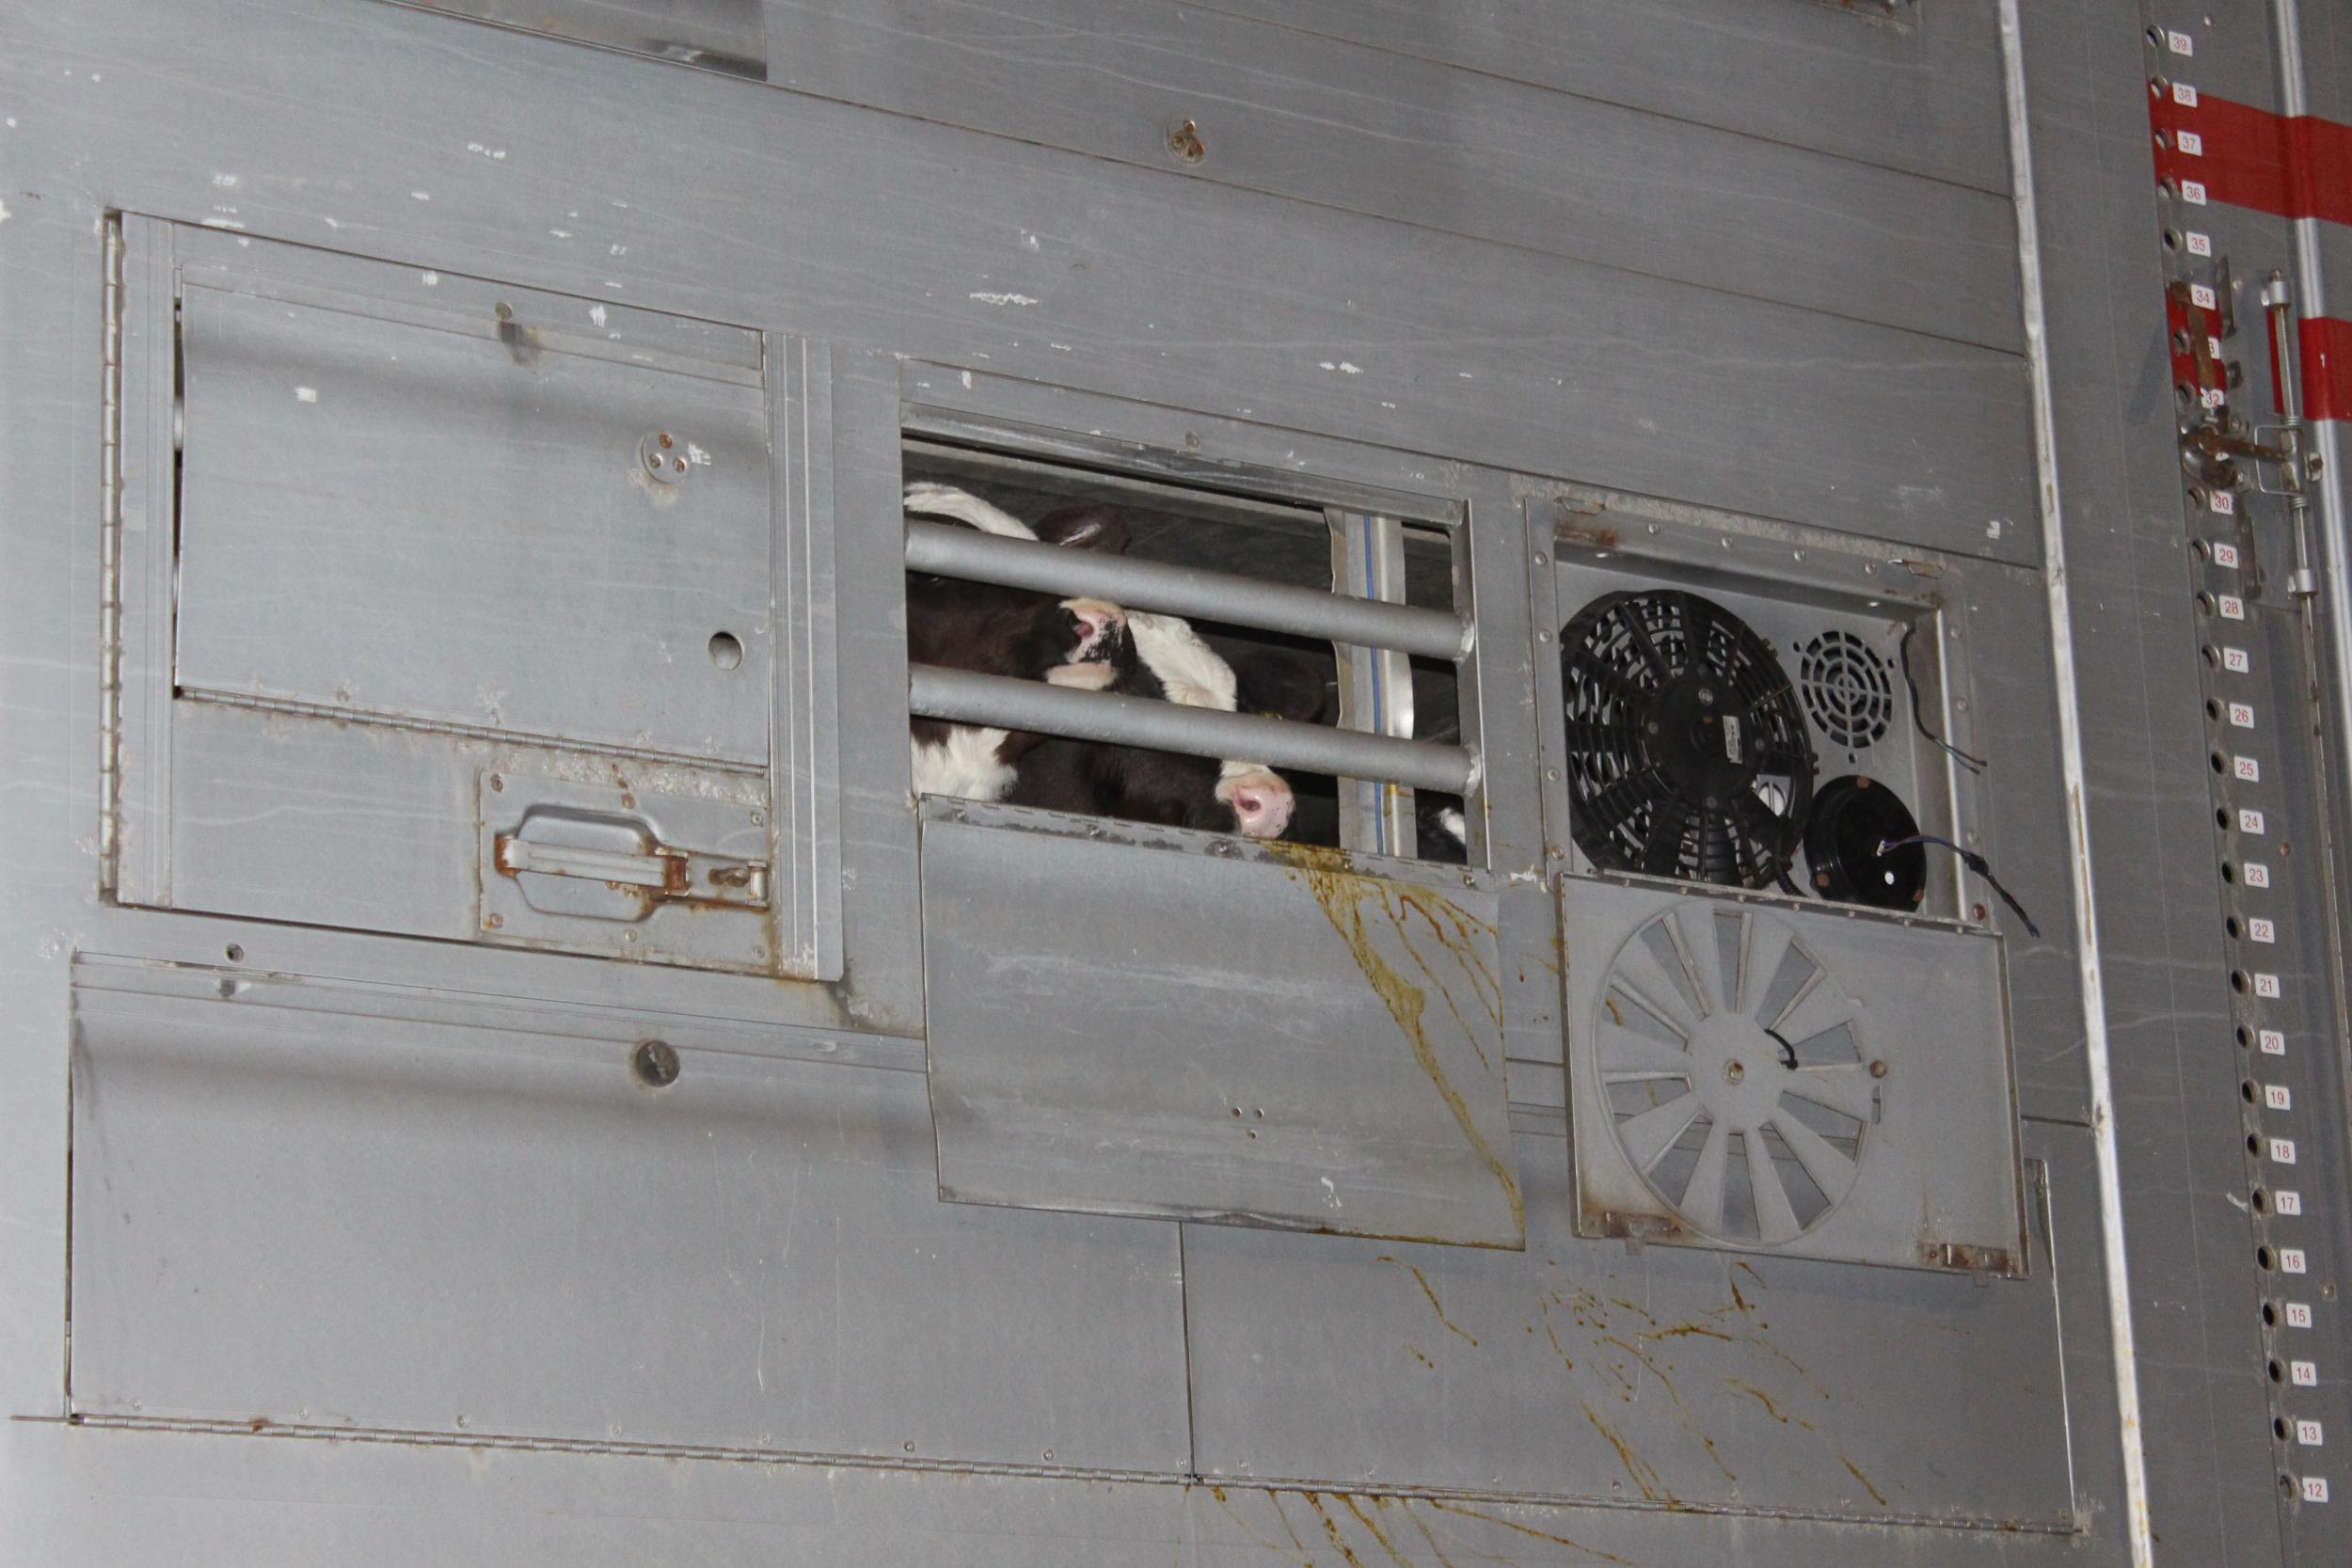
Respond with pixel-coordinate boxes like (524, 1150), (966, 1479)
(1643, 673), (1758, 809)
(1686, 1012), (1791, 1131)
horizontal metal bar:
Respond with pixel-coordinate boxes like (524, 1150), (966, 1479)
(908, 665), (1476, 795)
(905, 519), (1472, 660)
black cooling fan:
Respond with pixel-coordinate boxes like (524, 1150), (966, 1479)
(1560, 590), (1818, 888)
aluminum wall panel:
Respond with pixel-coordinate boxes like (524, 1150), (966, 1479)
(68, 980), (1190, 1473)
(173, 284), (775, 765)
(759, 0), (2023, 349)
(1192, 0), (2011, 193)
(920, 802), (1520, 1247)
(1182, 1120), (2079, 1529)
(0, 1), (2040, 566)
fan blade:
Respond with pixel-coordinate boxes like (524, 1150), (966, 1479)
(1581, 768), (1662, 840)
(1783, 1063), (1879, 1123)
(1608, 942), (1704, 1040)
(1617, 1092), (1706, 1176)
(1770, 1105), (1860, 1200)
(1745, 1131), (1804, 1243)
(1735, 915), (1797, 1020)
(1774, 984), (1858, 1057)
(1640, 798), (1688, 877)
(1677, 592), (1720, 672)
(1664, 905), (1724, 1016)
(1599, 1023), (1694, 1080)
(1677, 1117), (1732, 1234)
(1618, 602), (1677, 683)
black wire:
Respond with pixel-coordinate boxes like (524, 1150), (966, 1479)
(1764, 1026), (1800, 1070)
(1881, 833), (2041, 939)
(1899, 624), (1988, 774)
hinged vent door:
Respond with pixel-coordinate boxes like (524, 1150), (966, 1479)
(920, 800), (1521, 1248)
(1565, 876), (2026, 1274)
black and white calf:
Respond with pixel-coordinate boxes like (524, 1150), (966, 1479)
(1005, 615), (1304, 839)
(904, 483), (1127, 801)
(903, 483), (1299, 836)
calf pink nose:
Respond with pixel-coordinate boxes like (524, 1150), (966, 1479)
(1227, 773), (1295, 839)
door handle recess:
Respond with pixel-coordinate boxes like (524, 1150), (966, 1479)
(494, 824), (769, 911)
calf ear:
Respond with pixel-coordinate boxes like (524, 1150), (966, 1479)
(1032, 503), (1131, 555)
(1232, 649), (1338, 725)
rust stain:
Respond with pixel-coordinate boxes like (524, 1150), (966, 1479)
(1598, 1334), (1734, 1484)
(1641, 1323), (1739, 1346)
(1302, 1494), (1369, 1568)
(1536, 1292), (1576, 1370)
(1396, 1502), (1464, 1568)
(1580, 1401), (1673, 1505)
(1406, 1342), (1435, 1370)
(1202, 1485), (1315, 1566)
(1382, 1259), (1479, 1349)
(1559, 519), (1622, 551)
(1602, 995), (1624, 1028)
(1721, 1377), (1799, 1427)
(1424, 1499), (1649, 1566)
(1279, 845), (1520, 1234)
(1842, 1455), (1890, 1508)
(1337, 1497), (1418, 1568)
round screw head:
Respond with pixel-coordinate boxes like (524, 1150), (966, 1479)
(1725, 1061), (1745, 1084)
(633, 1039), (680, 1087)
(1868, 1059), (1890, 1080)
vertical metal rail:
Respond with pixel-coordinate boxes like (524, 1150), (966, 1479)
(96, 214), (124, 895)
(1328, 509), (1417, 857)
(1997, 5), (2156, 1563)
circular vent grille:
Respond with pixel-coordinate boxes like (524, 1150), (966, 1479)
(1559, 591), (1816, 890)
(1596, 905), (1881, 1245)
(1798, 631), (1893, 750)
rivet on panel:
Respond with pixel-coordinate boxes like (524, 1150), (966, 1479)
(632, 1039), (680, 1087)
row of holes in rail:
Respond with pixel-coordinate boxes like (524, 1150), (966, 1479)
(2153, 18), (2332, 1511)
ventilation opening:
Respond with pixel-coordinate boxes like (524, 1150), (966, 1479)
(901, 437), (1476, 863)
(1799, 630), (1893, 750)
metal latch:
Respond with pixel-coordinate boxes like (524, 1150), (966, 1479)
(493, 832), (769, 909)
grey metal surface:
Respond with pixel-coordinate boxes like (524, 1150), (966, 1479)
(0, 0), (2319, 1562)
(758, 0), (2022, 350)
(69, 970), (1191, 1472)
(2018, 4), (2293, 1562)
(920, 800), (1519, 1246)
(909, 664), (1476, 794)
(2, 1), (2041, 566)
(171, 269), (774, 766)
(395, 0), (769, 78)
(1182, 1119), (2082, 1528)
(905, 517), (1470, 659)
(1563, 880), (2026, 1275)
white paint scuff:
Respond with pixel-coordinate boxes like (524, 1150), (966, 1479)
(294, 386), (318, 404)
(588, 305), (607, 328)
(968, 291), (1040, 307)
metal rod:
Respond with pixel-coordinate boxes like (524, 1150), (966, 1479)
(905, 519), (1472, 661)
(2263, 271), (2320, 596)
(1997, 4), (2153, 1563)
(908, 664), (1477, 794)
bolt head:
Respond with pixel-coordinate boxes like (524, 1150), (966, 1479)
(632, 1039), (680, 1087)
(1868, 1059), (1890, 1079)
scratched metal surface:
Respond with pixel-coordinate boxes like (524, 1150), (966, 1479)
(920, 800), (1521, 1247)
(67, 974), (1194, 1472)
(0, 0), (2281, 1562)
(1183, 1121), (2080, 1528)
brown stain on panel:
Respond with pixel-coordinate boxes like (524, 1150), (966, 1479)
(1380, 1258), (1479, 1349)
(1336, 1496), (1417, 1568)
(1842, 1456), (1890, 1508)
(1302, 1494), (1370, 1568)
(1398, 1502), (1464, 1568)
(1203, 1485), (1317, 1566)
(1580, 1401), (1673, 1505)
(1423, 1499), (1649, 1566)
(1278, 845), (1521, 1234)
(1597, 1334), (1734, 1484)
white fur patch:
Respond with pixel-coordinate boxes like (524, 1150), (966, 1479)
(903, 482), (1038, 541)
(1127, 612), (1236, 711)
(1129, 612), (1277, 784)
(1438, 808), (1469, 846)
(911, 726), (1017, 802)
